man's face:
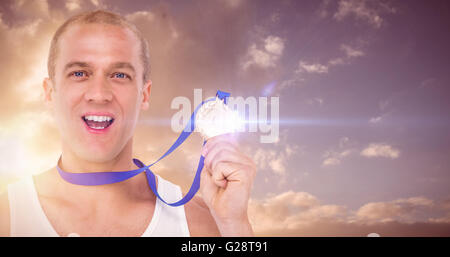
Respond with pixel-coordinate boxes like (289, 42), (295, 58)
(45, 23), (150, 163)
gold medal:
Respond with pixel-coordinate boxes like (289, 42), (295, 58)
(195, 97), (241, 139)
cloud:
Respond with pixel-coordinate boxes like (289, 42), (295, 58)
(0, 1), (66, 118)
(428, 198), (450, 223)
(361, 143), (400, 159)
(316, 0), (332, 19)
(11, 0), (50, 20)
(368, 112), (391, 124)
(369, 116), (382, 124)
(90, 0), (100, 7)
(322, 157), (341, 167)
(258, 220), (450, 237)
(340, 44), (365, 58)
(248, 190), (346, 232)
(295, 43), (364, 76)
(249, 191), (450, 236)
(329, 43), (365, 65)
(338, 136), (350, 148)
(429, 216), (450, 223)
(354, 197), (434, 224)
(306, 97), (324, 106)
(242, 36), (285, 70)
(333, 0), (396, 29)
(296, 61), (328, 74)
(0, 111), (60, 178)
(64, 0), (106, 10)
(322, 149), (352, 167)
(252, 144), (297, 176)
(0, 1), (72, 182)
(327, 57), (346, 66)
(65, 0), (82, 11)
(279, 40), (365, 91)
(323, 141), (400, 166)
(322, 137), (354, 167)
(224, 0), (243, 8)
(126, 10), (156, 23)
(378, 99), (391, 111)
(264, 36), (285, 56)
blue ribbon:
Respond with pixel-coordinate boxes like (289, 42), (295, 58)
(57, 90), (230, 206)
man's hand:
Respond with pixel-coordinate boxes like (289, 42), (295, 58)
(199, 134), (257, 236)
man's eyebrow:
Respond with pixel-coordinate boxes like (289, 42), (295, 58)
(109, 62), (136, 73)
(64, 61), (93, 71)
(63, 61), (136, 73)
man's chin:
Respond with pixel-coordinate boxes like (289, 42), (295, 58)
(64, 137), (134, 168)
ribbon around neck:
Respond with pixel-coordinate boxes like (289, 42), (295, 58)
(57, 90), (230, 207)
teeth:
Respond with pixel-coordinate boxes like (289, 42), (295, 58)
(84, 115), (113, 122)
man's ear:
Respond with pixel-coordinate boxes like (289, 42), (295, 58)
(43, 77), (54, 103)
(141, 80), (152, 110)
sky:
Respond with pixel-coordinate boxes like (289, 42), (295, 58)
(1, 0), (450, 236)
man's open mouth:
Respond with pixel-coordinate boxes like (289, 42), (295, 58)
(82, 115), (115, 130)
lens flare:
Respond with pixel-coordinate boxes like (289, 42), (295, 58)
(195, 97), (242, 139)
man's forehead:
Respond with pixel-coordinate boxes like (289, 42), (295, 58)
(59, 24), (139, 52)
(57, 23), (141, 65)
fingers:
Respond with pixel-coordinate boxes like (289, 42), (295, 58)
(203, 162), (243, 189)
(207, 165), (228, 189)
(200, 167), (218, 202)
(200, 134), (256, 190)
(203, 148), (255, 188)
(204, 143), (238, 169)
(204, 143), (254, 172)
(204, 134), (239, 150)
(203, 145), (235, 189)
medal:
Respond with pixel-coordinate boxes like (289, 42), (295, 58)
(195, 91), (240, 139)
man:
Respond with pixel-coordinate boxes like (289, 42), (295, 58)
(0, 10), (256, 237)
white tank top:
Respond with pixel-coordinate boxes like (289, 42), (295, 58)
(7, 175), (190, 237)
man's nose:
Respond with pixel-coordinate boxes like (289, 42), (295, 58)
(84, 76), (113, 103)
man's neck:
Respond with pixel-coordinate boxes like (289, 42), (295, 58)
(59, 141), (135, 173)
(38, 140), (154, 209)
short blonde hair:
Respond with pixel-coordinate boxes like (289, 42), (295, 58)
(47, 10), (151, 82)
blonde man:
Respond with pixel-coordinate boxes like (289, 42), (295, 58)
(0, 10), (256, 237)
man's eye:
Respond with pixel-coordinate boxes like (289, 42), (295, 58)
(71, 71), (87, 77)
(112, 72), (130, 79)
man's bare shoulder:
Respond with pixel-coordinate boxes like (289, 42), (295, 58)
(184, 195), (221, 237)
(0, 191), (10, 237)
